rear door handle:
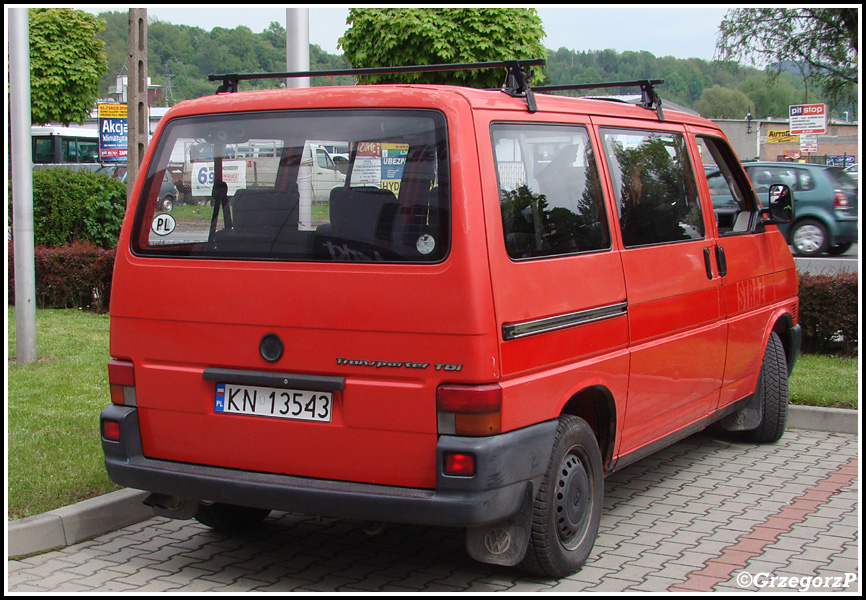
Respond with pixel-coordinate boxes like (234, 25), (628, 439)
(703, 247), (714, 279)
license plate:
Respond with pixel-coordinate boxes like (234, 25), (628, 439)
(214, 383), (332, 422)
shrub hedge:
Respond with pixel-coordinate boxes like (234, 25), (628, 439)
(8, 168), (127, 249)
(8, 242), (115, 312)
(798, 271), (858, 356)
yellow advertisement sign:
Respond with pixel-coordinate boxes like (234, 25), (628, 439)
(767, 130), (799, 144)
(98, 103), (127, 118)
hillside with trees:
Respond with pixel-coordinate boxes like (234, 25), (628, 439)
(91, 10), (852, 120)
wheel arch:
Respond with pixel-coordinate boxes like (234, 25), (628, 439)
(559, 385), (617, 472)
(771, 311), (801, 376)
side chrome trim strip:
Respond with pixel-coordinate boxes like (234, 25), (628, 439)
(502, 302), (628, 341)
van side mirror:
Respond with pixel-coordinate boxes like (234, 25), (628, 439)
(762, 184), (794, 224)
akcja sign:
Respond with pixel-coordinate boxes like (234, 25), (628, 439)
(789, 103), (827, 135)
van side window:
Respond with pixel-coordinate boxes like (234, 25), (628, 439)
(492, 123), (610, 259)
(696, 136), (757, 235)
(601, 129), (703, 247)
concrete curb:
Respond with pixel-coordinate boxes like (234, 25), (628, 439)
(7, 405), (858, 560)
(787, 404), (859, 435)
(8, 488), (152, 559)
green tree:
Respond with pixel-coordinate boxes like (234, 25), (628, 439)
(694, 85), (754, 119)
(29, 8), (108, 125)
(715, 8), (858, 106)
(338, 8), (547, 87)
(738, 73), (802, 119)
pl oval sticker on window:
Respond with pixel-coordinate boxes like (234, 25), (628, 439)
(151, 214), (176, 236)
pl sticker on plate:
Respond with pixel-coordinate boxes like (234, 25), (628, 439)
(416, 234), (436, 255)
(151, 214), (176, 236)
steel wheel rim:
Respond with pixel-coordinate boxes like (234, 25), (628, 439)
(555, 448), (591, 549)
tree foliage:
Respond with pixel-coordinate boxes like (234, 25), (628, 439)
(693, 86), (754, 120)
(715, 8), (858, 106)
(29, 8), (108, 125)
(338, 8), (548, 87)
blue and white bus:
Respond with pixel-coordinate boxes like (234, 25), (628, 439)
(31, 125), (100, 167)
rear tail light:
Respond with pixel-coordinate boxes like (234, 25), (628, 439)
(102, 420), (121, 441)
(444, 452), (476, 476)
(108, 359), (136, 406)
(834, 192), (849, 208)
(437, 383), (501, 436)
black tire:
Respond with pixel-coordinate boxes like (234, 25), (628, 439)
(745, 332), (788, 443)
(520, 415), (603, 578)
(789, 218), (828, 257)
(194, 503), (271, 532)
(827, 242), (852, 256)
(159, 195), (174, 212)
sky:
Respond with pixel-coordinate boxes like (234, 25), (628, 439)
(66, 5), (733, 62)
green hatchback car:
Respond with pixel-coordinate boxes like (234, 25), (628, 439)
(744, 162), (859, 257)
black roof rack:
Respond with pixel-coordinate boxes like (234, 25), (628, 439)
(209, 59), (545, 111)
(208, 60), (665, 119)
(533, 80), (665, 121)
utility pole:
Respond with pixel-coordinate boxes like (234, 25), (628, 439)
(10, 7), (37, 364)
(127, 9), (148, 203)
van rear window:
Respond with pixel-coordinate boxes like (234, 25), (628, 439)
(131, 110), (449, 263)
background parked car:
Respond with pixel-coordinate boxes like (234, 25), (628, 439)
(744, 162), (858, 257)
(844, 163), (858, 181)
(98, 165), (178, 212)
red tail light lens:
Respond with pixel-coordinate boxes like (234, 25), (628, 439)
(444, 452), (476, 476)
(102, 420), (121, 441)
(108, 359), (136, 405)
(437, 383), (501, 436)
(834, 192), (849, 208)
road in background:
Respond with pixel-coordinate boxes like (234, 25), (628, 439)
(794, 243), (858, 274)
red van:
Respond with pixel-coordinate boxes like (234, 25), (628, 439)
(101, 61), (801, 577)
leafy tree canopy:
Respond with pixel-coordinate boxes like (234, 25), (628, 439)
(338, 8), (548, 87)
(29, 8), (108, 125)
(715, 8), (858, 107)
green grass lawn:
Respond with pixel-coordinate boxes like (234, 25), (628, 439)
(789, 353), (860, 409)
(6, 307), (858, 520)
(7, 308), (122, 519)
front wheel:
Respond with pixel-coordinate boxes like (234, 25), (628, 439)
(827, 242), (852, 256)
(790, 218), (828, 257)
(520, 415), (603, 578)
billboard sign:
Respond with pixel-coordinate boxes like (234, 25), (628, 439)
(98, 103), (128, 162)
(789, 103), (826, 135)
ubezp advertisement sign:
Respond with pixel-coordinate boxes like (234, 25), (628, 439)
(788, 103), (826, 135)
(98, 103), (129, 162)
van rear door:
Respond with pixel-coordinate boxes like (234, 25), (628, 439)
(110, 104), (497, 490)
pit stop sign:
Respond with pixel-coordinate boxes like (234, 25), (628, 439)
(789, 104), (826, 135)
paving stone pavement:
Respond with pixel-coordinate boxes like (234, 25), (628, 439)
(7, 429), (859, 593)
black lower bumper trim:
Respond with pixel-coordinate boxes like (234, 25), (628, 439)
(101, 404), (557, 528)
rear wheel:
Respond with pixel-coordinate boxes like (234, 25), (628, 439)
(194, 503), (271, 532)
(745, 332), (788, 443)
(520, 415), (603, 578)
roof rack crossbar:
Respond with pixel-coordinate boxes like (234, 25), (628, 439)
(209, 58), (546, 96)
(534, 79), (666, 121)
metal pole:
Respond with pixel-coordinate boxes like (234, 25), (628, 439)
(10, 7), (37, 364)
(285, 8), (310, 89)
